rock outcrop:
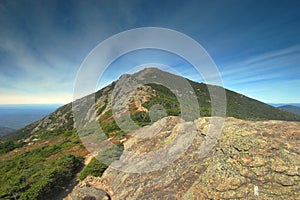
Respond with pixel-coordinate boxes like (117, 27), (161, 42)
(68, 117), (300, 199)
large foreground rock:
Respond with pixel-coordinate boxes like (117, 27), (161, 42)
(69, 117), (300, 199)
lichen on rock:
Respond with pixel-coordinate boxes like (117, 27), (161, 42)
(69, 117), (300, 199)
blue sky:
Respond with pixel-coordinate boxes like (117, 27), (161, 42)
(0, 0), (300, 104)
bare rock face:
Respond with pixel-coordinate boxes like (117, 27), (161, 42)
(67, 176), (111, 200)
(70, 117), (300, 199)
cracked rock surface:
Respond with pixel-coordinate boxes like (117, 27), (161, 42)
(69, 117), (300, 199)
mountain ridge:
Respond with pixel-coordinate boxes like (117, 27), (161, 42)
(7, 68), (300, 141)
(1, 68), (300, 199)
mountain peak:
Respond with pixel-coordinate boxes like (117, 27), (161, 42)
(135, 67), (162, 73)
(119, 67), (163, 79)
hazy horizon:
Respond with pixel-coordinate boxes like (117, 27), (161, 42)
(0, 104), (61, 129)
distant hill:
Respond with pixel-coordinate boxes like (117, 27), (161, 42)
(278, 105), (300, 115)
(0, 127), (15, 138)
(269, 103), (300, 107)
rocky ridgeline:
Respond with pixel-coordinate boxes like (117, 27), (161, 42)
(68, 116), (300, 199)
(11, 68), (300, 141)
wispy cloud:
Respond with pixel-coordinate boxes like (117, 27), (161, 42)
(220, 45), (300, 86)
(221, 45), (300, 74)
(216, 45), (300, 102)
(0, 0), (299, 104)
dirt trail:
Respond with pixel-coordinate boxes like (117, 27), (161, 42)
(84, 154), (94, 166)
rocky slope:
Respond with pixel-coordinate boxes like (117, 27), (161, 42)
(68, 116), (300, 199)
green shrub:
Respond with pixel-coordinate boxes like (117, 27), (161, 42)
(0, 140), (26, 155)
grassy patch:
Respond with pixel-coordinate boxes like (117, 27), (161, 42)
(78, 158), (108, 181)
(0, 131), (85, 199)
